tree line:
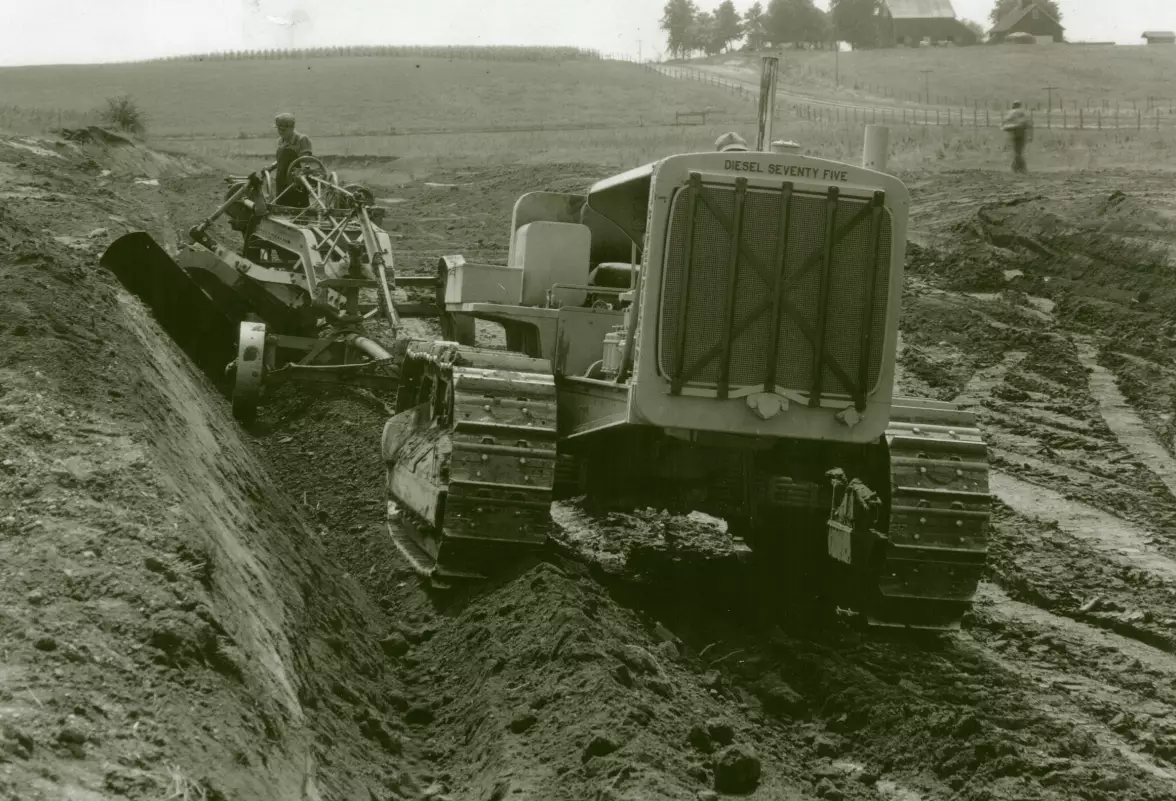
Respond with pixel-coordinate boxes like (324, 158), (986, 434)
(141, 45), (604, 64)
(661, 0), (1064, 56)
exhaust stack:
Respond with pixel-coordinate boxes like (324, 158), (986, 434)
(756, 56), (780, 152)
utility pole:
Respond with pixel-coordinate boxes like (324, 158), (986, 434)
(638, 39), (642, 64)
(834, 41), (840, 87)
(1042, 85), (1059, 112)
(919, 69), (932, 105)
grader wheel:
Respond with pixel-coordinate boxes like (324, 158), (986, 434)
(231, 321), (268, 423)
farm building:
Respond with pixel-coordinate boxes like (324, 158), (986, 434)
(1142, 31), (1176, 45)
(989, 2), (1065, 44)
(878, 0), (978, 47)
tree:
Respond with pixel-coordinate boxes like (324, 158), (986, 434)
(988, 0), (1062, 26)
(829, 0), (883, 49)
(686, 11), (726, 56)
(660, 0), (699, 58)
(713, 1), (744, 52)
(764, 0), (827, 48)
(961, 18), (986, 41)
(744, 2), (767, 49)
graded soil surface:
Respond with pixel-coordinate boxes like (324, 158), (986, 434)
(4, 133), (1176, 801)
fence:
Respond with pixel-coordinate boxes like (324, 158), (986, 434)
(644, 63), (1176, 133)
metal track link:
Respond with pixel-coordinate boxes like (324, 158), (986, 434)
(384, 341), (559, 585)
(869, 412), (991, 630)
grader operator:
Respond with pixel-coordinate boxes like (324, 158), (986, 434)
(267, 112), (314, 206)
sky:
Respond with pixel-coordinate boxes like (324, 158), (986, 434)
(0, 0), (1171, 67)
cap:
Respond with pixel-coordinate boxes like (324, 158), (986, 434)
(715, 131), (748, 152)
(275, 112), (296, 126)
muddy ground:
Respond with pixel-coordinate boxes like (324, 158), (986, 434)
(4, 133), (1176, 801)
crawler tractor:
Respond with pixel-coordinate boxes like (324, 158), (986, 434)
(102, 155), (464, 421)
(380, 68), (992, 631)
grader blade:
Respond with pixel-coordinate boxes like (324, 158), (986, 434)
(100, 232), (241, 383)
(382, 341), (558, 586)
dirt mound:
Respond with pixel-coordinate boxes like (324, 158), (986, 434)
(0, 139), (427, 800)
(57, 126), (134, 147)
(244, 382), (797, 799)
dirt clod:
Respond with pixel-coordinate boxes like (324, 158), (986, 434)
(582, 732), (621, 762)
(381, 631), (411, 657)
(815, 777), (844, 800)
(705, 718), (735, 747)
(406, 704), (436, 725)
(508, 712), (537, 734)
(713, 743), (761, 794)
(687, 723), (713, 753)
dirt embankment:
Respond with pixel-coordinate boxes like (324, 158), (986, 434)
(0, 137), (421, 800)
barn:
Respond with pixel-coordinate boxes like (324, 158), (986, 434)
(1142, 31), (1176, 45)
(878, 0), (977, 47)
(989, 2), (1065, 44)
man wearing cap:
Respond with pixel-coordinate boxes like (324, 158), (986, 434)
(1001, 101), (1032, 174)
(715, 132), (749, 153)
(269, 112), (313, 203)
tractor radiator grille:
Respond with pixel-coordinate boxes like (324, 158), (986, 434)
(657, 176), (893, 405)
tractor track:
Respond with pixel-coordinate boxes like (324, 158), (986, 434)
(6, 135), (1176, 800)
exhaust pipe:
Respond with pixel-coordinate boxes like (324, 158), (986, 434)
(756, 56), (780, 152)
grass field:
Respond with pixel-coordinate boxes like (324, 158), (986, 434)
(4, 47), (1176, 175)
(695, 45), (1176, 111)
(0, 56), (749, 139)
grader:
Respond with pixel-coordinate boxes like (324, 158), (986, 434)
(101, 155), (465, 422)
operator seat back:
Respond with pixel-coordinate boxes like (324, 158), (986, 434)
(512, 221), (590, 308)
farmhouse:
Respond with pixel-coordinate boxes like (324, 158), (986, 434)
(878, 0), (978, 47)
(1142, 31), (1176, 45)
(989, 2), (1065, 44)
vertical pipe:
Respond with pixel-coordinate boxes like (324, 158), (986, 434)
(757, 56), (780, 151)
(862, 124), (890, 172)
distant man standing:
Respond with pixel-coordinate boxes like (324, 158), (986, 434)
(1001, 101), (1033, 174)
(270, 112), (313, 203)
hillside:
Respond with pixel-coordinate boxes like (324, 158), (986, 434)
(0, 56), (749, 139)
(686, 45), (1176, 111)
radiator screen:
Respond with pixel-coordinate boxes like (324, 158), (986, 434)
(657, 180), (892, 400)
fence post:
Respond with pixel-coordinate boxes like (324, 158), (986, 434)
(1097, 109), (1102, 129)
(986, 108), (990, 127)
(1138, 109), (1142, 130)
(1079, 108), (1083, 129)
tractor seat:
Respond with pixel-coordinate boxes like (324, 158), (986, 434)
(588, 262), (634, 289)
